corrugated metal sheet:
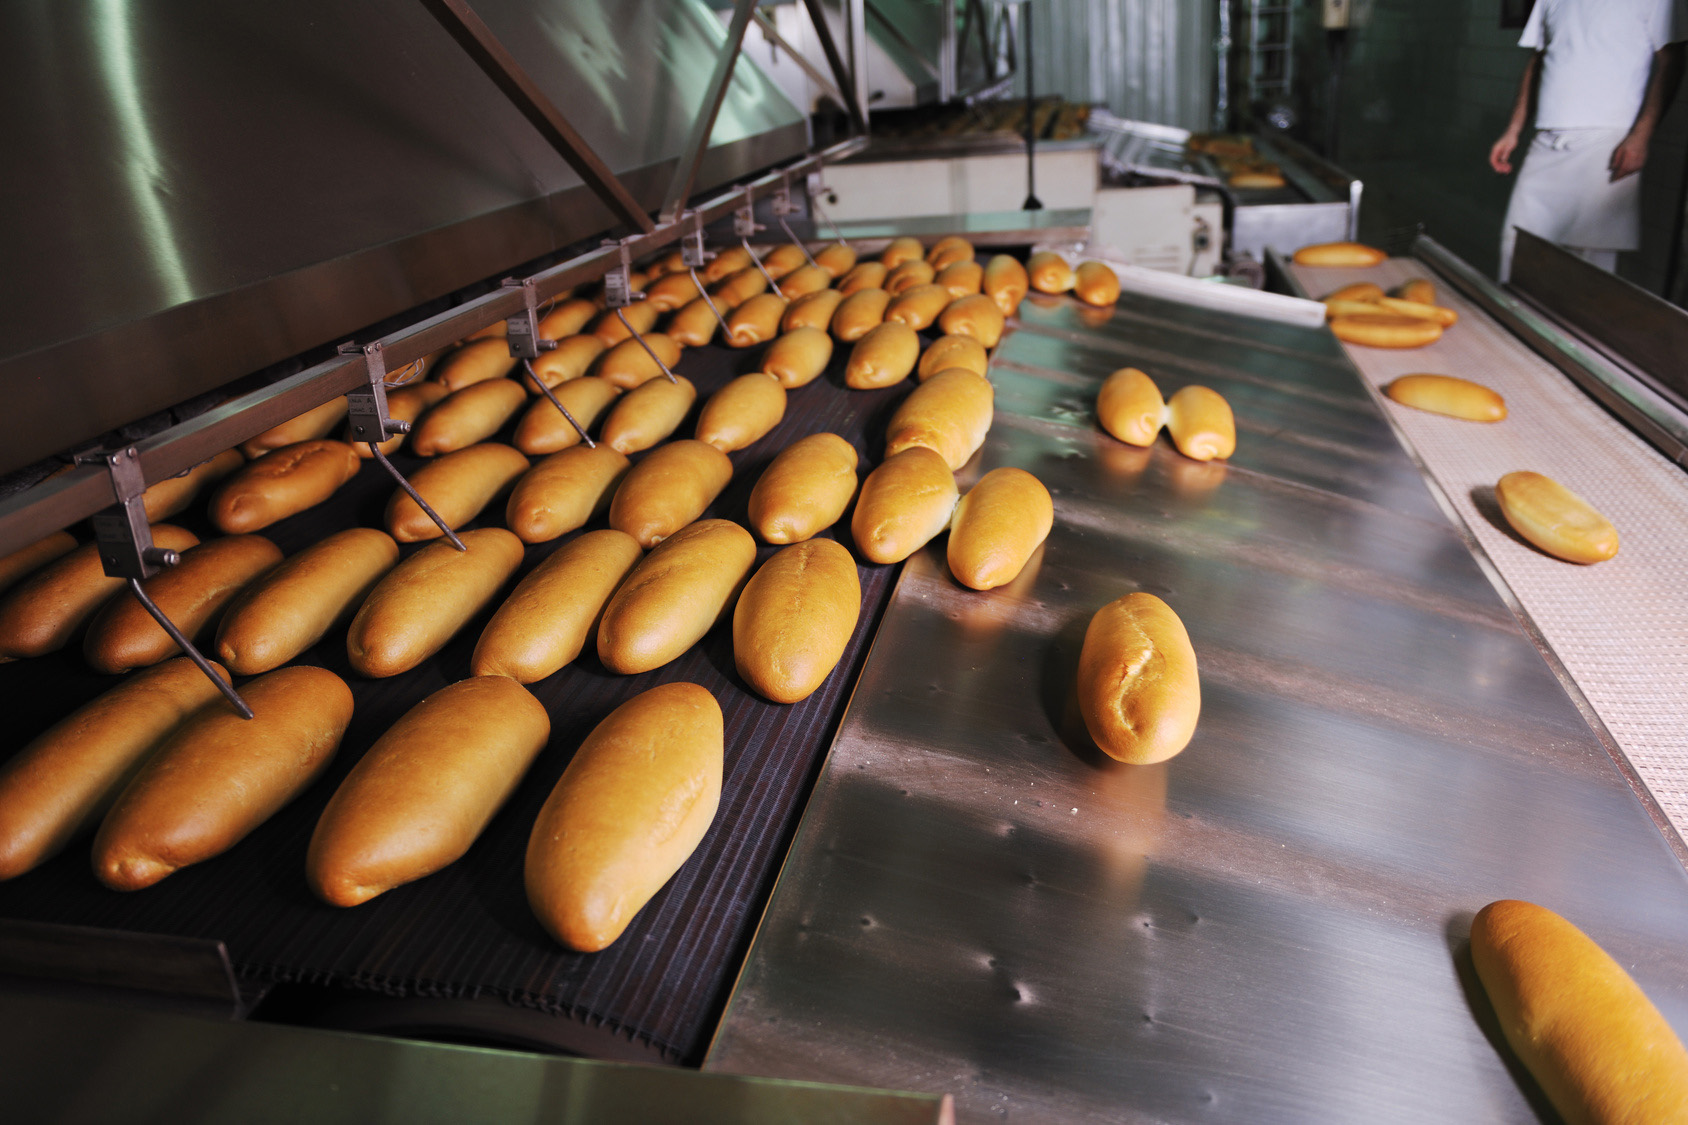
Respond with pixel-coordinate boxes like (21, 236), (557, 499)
(1022, 0), (1214, 132)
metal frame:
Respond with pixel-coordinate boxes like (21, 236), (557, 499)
(661, 0), (760, 224)
(802, 0), (870, 134)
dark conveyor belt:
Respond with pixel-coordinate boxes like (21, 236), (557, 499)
(0, 335), (914, 1064)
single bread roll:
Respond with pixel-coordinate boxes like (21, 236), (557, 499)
(597, 519), (756, 674)
(210, 441), (361, 534)
(762, 327), (833, 389)
(851, 447), (959, 564)
(733, 538), (861, 703)
(385, 443), (528, 542)
(1376, 295), (1458, 327)
(506, 444), (630, 544)
(601, 375), (696, 454)
(1385, 374), (1506, 422)
(782, 289), (846, 334)
(241, 398), (349, 458)
(347, 527), (525, 677)
(539, 297), (598, 340)
(712, 267), (769, 311)
(776, 264), (830, 301)
(142, 449), (244, 521)
(590, 300), (659, 345)
(885, 283), (953, 331)
(935, 260), (984, 299)
(409, 379), (526, 457)
(435, 338), (518, 392)
(845, 322), (920, 390)
(1495, 471), (1620, 564)
(948, 468), (1053, 591)
(814, 242), (857, 278)
(832, 288), (892, 342)
(885, 260), (936, 296)
(514, 377), (620, 455)
(885, 369), (995, 470)
(643, 270), (702, 312)
(1074, 261), (1121, 307)
(880, 237), (924, 268)
(0, 658), (232, 880)
(1077, 592), (1200, 764)
(1323, 298), (1389, 320)
(0, 526), (199, 659)
(667, 296), (722, 347)
(704, 245), (753, 283)
(307, 676), (551, 907)
(527, 336), (607, 393)
(919, 335), (989, 381)
(351, 382), (449, 458)
(83, 535), (282, 675)
(1323, 281), (1385, 303)
(1165, 385), (1236, 462)
(1028, 252), (1076, 294)
(1397, 278), (1436, 305)
(1330, 314), (1443, 349)
(1097, 367), (1167, 447)
(215, 528), (399, 675)
(748, 433), (859, 544)
(983, 254), (1029, 317)
(1228, 170), (1284, 189)
(838, 261), (888, 295)
(474, 529), (642, 681)
(761, 243), (808, 280)
(696, 374), (787, 452)
(0, 531), (77, 598)
(1293, 241), (1387, 267)
(92, 665), (354, 891)
(468, 320), (507, 340)
(596, 332), (682, 390)
(727, 293), (788, 347)
(526, 681), (722, 951)
(937, 293), (1007, 348)
(1470, 899), (1688, 1125)
(647, 249), (685, 276)
(927, 236), (976, 271)
(608, 440), (734, 548)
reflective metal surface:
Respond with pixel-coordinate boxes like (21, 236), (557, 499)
(707, 293), (1688, 1121)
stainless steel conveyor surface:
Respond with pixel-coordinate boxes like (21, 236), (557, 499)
(704, 292), (1688, 1122)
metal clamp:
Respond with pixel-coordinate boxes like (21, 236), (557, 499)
(503, 277), (559, 360)
(602, 240), (636, 309)
(342, 343), (466, 551)
(521, 359), (595, 448)
(681, 211), (731, 335)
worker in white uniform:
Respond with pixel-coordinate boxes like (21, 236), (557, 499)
(1490, 0), (1687, 281)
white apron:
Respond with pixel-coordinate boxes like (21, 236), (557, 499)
(1499, 127), (1640, 279)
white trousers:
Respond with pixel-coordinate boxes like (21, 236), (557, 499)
(1499, 127), (1639, 281)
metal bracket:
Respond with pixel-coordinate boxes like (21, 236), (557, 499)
(680, 210), (712, 270)
(602, 240), (636, 309)
(503, 277), (558, 360)
(734, 185), (762, 240)
(341, 342), (466, 551)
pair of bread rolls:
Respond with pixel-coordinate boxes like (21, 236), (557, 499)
(1096, 370), (1236, 461)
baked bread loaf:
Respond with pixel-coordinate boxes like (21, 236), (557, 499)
(712, 267), (769, 310)
(1097, 367), (1166, 447)
(526, 335), (606, 390)
(704, 245), (752, 283)
(734, 538), (861, 703)
(885, 368), (994, 470)
(590, 300), (658, 345)
(0, 531), (77, 598)
(885, 283), (952, 331)
(851, 447), (959, 564)
(937, 293), (1006, 348)
(838, 261), (888, 295)
(539, 297), (598, 340)
(608, 439), (734, 548)
(1165, 385), (1236, 462)
(351, 382), (450, 458)
(643, 270), (702, 312)
(935, 259), (984, 299)
(748, 433), (859, 544)
(1077, 592), (1200, 763)
(1397, 278), (1436, 305)
(1330, 314), (1442, 349)
(241, 398), (349, 458)
(597, 519), (756, 674)
(514, 377), (620, 455)
(881, 237), (924, 268)
(214, 528), (399, 675)
(1074, 261), (1121, 307)
(1385, 374), (1506, 421)
(1292, 241), (1387, 267)
(1323, 298), (1392, 320)
(1323, 281), (1385, 304)
(696, 373), (787, 452)
(919, 335), (989, 381)
(473, 529), (642, 681)
(600, 374), (696, 454)
(667, 297), (722, 347)
(814, 242), (857, 278)
(435, 337), (519, 392)
(83, 535), (282, 675)
(948, 468), (1053, 591)
(845, 322), (920, 389)
(983, 255), (1029, 317)
(0, 658), (231, 880)
(1377, 295), (1458, 327)
(385, 442), (528, 542)
(761, 243), (808, 280)
(1228, 170), (1285, 189)
(347, 527), (524, 677)
(92, 665), (354, 891)
(884, 259), (936, 296)
(762, 327), (834, 389)
(141, 449), (244, 521)
(1470, 899), (1688, 1125)
(307, 676), (550, 907)
(525, 681), (722, 951)
(505, 444), (630, 544)
(596, 332), (682, 389)
(1495, 471), (1619, 564)
(927, 236), (975, 271)
(726, 293), (788, 347)
(832, 288), (892, 342)
(781, 289), (846, 335)
(776, 264), (830, 301)
(210, 441), (361, 534)
(1028, 252), (1076, 294)
(409, 378), (526, 457)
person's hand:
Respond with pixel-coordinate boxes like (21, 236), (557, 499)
(1610, 131), (1650, 180)
(1490, 131), (1520, 174)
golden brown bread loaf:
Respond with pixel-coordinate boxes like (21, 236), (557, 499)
(918, 335), (989, 382)
(1228, 170), (1285, 189)
(880, 236), (925, 269)
(0, 531), (77, 598)
(885, 369), (995, 470)
(885, 283), (952, 331)
(596, 332), (682, 390)
(83, 535), (283, 675)
(1470, 899), (1688, 1125)
(667, 296), (724, 347)
(814, 242), (857, 278)
(607, 440), (734, 548)
(92, 665), (354, 891)
(1376, 295), (1458, 327)
(1292, 241), (1387, 267)
(0, 526), (199, 659)
(695, 374), (787, 452)
(776, 264), (830, 301)
(240, 398), (349, 458)
(884, 260), (936, 296)
(1323, 281), (1385, 303)
(1323, 298), (1392, 320)
(409, 379), (526, 457)
(762, 327), (834, 389)
(838, 261), (889, 295)
(505, 444), (630, 544)
(832, 288), (892, 342)
(1074, 261), (1121, 307)
(1028, 252), (1076, 294)
(1329, 314), (1442, 348)
(385, 442), (529, 542)
(597, 519), (756, 674)
(513, 377), (620, 455)
(782, 288), (846, 334)
(851, 447), (959, 564)
(0, 658), (231, 880)
(347, 527), (524, 677)
(351, 382), (450, 459)
(937, 293), (1007, 348)
(711, 267), (769, 310)
(733, 538), (861, 703)
(590, 300), (659, 345)
(1076, 592), (1200, 764)
(1164, 385), (1236, 462)
(947, 468), (1053, 591)
(927, 236), (975, 271)
(1397, 278), (1436, 305)
(748, 433), (859, 544)
(1495, 471), (1620, 564)
(983, 254), (1029, 317)
(1097, 367), (1166, 447)
(600, 375), (697, 454)
(141, 449), (245, 521)
(643, 270), (702, 312)
(1385, 374), (1506, 422)
(704, 245), (753, 283)
(726, 293), (788, 347)
(525, 681), (722, 951)
(214, 528), (399, 675)
(210, 441), (361, 534)
(845, 322), (920, 390)
(473, 529), (642, 682)
(528, 336), (607, 390)
(935, 260), (984, 299)
(307, 676), (551, 907)
(760, 243), (808, 280)
(539, 297), (598, 340)
(434, 338), (519, 392)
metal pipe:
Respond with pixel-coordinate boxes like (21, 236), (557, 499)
(368, 443), (466, 551)
(660, 0), (758, 223)
(127, 578), (253, 720)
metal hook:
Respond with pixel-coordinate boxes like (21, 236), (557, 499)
(614, 307), (679, 385)
(741, 237), (780, 290)
(368, 442), (466, 551)
(808, 192), (853, 251)
(688, 267), (731, 334)
(127, 577), (253, 719)
(522, 359), (595, 448)
(775, 213), (821, 271)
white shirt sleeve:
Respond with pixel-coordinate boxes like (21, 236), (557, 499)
(1520, 0), (1548, 50)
